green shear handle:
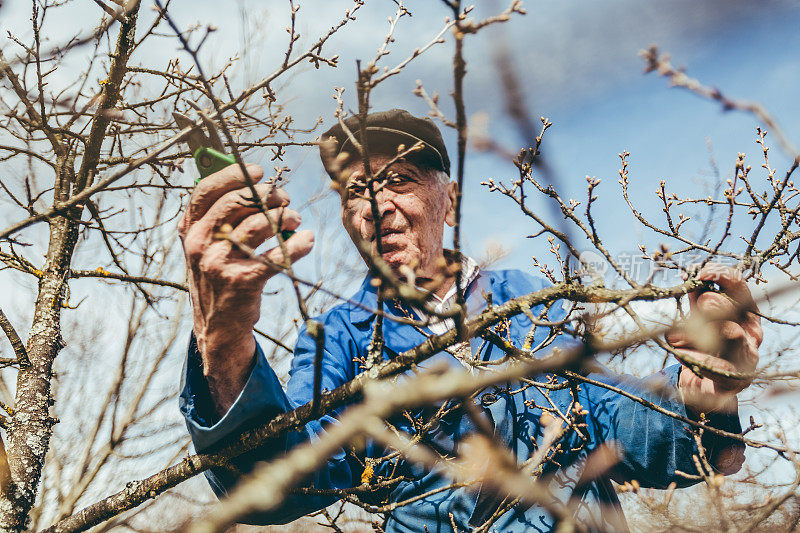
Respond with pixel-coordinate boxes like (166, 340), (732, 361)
(173, 111), (294, 240)
(192, 146), (236, 181)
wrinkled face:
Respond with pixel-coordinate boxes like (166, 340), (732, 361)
(341, 154), (457, 279)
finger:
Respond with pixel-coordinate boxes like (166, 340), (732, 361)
(195, 184), (291, 236)
(665, 329), (692, 349)
(717, 319), (759, 372)
(198, 248), (275, 291)
(674, 348), (746, 392)
(229, 208), (302, 249)
(717, 319), (746, 344)
(262, 230), (315, 271)
(698, 264), (762, 345)
(696, 263), (755, 310)
(688, 263), (762, 347)
(182, 164), (264, 228)
(695, 290), (737, 316)
(667, 310), (722, 354)
(686, 263), (740, 309)
(716, 319), (748, 366)
(669, 316), (749, 359)
(678, 368), (740, 413)
(684, 290), (732, 341)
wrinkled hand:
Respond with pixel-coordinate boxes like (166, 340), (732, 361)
(178, 164), (314, 412)
(667, 264), (762, 413)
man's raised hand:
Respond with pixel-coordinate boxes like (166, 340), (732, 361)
(667, 264), (762, 413)
(178, 164), (314, 413)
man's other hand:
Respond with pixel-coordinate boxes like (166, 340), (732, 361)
(667, 263), (762, 413)
(178, 164), (314, 413)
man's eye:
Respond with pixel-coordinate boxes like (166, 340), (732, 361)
(389, 174), (413, 185)
(347, 180), (368, 194)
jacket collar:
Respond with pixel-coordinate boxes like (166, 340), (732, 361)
(346, 268), (493, 325)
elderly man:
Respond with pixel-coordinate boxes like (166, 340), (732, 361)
(178, 109), (760, 532)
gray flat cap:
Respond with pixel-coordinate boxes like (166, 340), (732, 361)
(320, 109), (450, 177)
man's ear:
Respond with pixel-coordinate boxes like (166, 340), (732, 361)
(444, 179), (458, 227)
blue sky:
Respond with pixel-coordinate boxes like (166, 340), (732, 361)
(247, 2), (796, 251)
(0, 0), (797, 333)
(240, 0), (800, 289)
(2, 0), (797, 286)
(3, 0), (797, 347)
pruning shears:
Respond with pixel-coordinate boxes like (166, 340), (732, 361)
(172, 111), (236, 184)
(173, 110), (295, 240)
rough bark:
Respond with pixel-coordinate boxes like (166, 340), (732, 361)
(0, 4), (140, 529)
(0, 216), (79, 531)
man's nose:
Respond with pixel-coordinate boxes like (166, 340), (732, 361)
(363, 188), (395, 220)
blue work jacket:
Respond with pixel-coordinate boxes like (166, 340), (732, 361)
(179, 269), (743, 532)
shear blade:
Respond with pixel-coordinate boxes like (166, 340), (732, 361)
(198, 111), (226, 152)
(172, 112), (210, 154)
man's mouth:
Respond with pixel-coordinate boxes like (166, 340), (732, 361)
(370, 228), (404, 241)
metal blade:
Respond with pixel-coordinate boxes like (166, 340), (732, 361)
(172, 112), (208, 154)
(198, 110), (226, 153)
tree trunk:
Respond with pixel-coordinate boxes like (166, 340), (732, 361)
(0, 215), (79, 531)
(0, 2), (140, 527)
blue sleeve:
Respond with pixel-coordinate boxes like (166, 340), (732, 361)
(178, 321), (360, 525)
(583, 364), (744, 488)
(496, 269), (744, 486)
